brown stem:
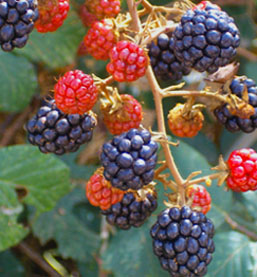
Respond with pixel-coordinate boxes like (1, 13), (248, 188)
(15, 241), (61, 277)
(187, 172), (221, 186)
(126, 0), (185, 205)
(0, 106), (32, 147)
(225, 214), (257, 241)
(161, 90), (226, 103)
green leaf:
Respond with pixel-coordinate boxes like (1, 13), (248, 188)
(0, 145), (70, 215)
(32, 188), (101, 262)
(0, 52), (37, 112)
(207, 231), (257, 277)
(0, 145), (70, 250)
(102, 218), (169, 277)
(17, 9), (84, 69)
(0, 250), (25, 276)
(241, 192), (257, 220)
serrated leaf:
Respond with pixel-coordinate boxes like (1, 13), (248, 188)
(102, 218), (169, 277)
(0, 145), (70, 250)
(0, 250), (25, 276)
(0, 52), (37, 112)
(32, 188), (100, 262)
(0, 145), (70, 215)
(17, 8), (84, 69)
(207, 231), (257, 277)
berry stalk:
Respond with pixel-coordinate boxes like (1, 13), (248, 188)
(126, 0), (186, 205)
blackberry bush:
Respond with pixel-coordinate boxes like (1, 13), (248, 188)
(0, 0), (38, 51)
(100, 128), (158, 190)
(148, 33), (191, 81)
(173, 3), (240, 73)
(102, 188), (157, 229)
(214, 77), (257, 133)
(151, 206), (215, 276)
(26, 99), (96, 155)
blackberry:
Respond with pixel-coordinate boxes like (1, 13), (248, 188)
(151, 206), (215, 276)
(100, 128), (158, 191)
(0, 0), (38, 51)
(101, 189), (157, 229)
(26, 99), (96, 155)
(148, 33), (191, 81)
(214, 77), (257, 133)
(173, 4), (240, 73)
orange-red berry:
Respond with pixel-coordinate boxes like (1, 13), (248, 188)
(168, 103), (204, 138)
(35, 0), (69, 33)
(186, 185), (211, 214)
(107, 41), (149, 82)
(85, 0), (120, 20)
(84, 19), (117, 60)
(54, 70), (98, 114)
(226, 148), (257, 192)
(79, 4), (98, 27)
(101, 94), (143, 135)
(86, 169), (125, 210)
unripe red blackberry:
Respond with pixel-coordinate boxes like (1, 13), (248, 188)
(26, 99), (97, 155)
(85, 0), (120, 20)
(101, 187), (157, 229)
(151, 206), (215, 276)
(106, 40), (149, 82)
(35, 0), (69, 33)
(100, 128), (158, 190)
(148, 33), (191, 81)
(84, 19), (118, 60)
(226, 148), (257, 192)
(168, 103), (204, 138)
(86, 168), (124, 210)
(101, 94), (143, 135)
(214, 77), (257, 133)
(0, 0), (38, 51)
(79, 4), (97, 27)
(186, 185), (212, 214)
(54, 70), (98, 115)
(173, 3), (240, 73)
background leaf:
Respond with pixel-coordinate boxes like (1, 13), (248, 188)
(0, 52), (37, 112)
(0, 250), (25, 276)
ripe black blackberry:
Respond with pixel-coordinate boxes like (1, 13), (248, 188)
(100, 128), (158, 191)
(151, 206), (215, 277)
(0, 0), (38, 51)
(173, 4), (240, 74)
(26, 99), (96, 155)
(101, 189), (157, 230)
(214, 77), (257, 133)
(148, 33), (191, 81)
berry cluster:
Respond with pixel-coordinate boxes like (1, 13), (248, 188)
(168, 103), (204, 138)
(227, 148), (257, 192)
(86, 168), (124, 210)
(102, 189), (157, 229)
(151, 206), (215, 276)
(79, 4), (97, 27)
(54, 70), (98, 115)
(173, 2), (240, 73)
(84, 19), (117, 61)
(26, 100), (96, 155)
(0, 0), (38, 51)
(107, 40), (149, 82)
(186, 185), (212, 215)
(35, 0), (69, 33)
(101, 94), (143, 135)
(148, 33), (191, 81)
(214, 77), (257, 133)
(100, 128), (158, 190)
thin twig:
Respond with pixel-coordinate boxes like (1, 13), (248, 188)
(0, 106), (32, 147)
(15, 241), (61, 277)
(224, 214), (257, 241)
(237, 47), (257, 62)
(126, 0), (186, 205)
(187, 172), (222, 186)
